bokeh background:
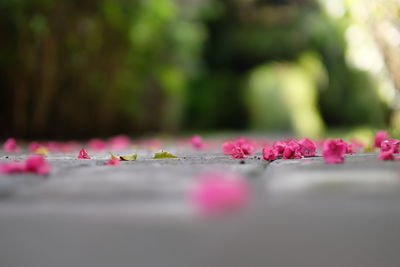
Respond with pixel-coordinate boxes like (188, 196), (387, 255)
(1, 0), (399, 139)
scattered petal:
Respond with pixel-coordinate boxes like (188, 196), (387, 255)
(231, 146), (245, 159)
(374, 130), (389, 148)
(381, 139), (400, 153)
(379, 149), (395, 161)
(190, 171), (249, 215)
(109, 135), (131, 150)
(189, 135), (205, 149)
(0, 155), (51, 175)
(28, 141), (41, 152)
(283, 140), (302, 159)
(322, 138), (347, 164)
(105, 157), (120, 166)
(262, 147), (277, 161)
(222, 141), (235, 155)
(298, 138), (317, 157)
(88, 138), (107, 151)
(77, 148), (91, 159)
(3, 138), (19, 152)
(24, 155), (51, 175)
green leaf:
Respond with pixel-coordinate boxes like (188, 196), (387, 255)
(110, 152), (118, 159)
(119, 153), (137, 161)
(153, 151), (178, 159)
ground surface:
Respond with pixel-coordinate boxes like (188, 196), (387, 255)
(0, 148), (400, 267)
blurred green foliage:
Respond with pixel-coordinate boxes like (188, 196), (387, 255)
(0, 0), (391, 138)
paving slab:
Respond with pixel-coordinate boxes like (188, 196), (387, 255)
(1, 151), (400, 267)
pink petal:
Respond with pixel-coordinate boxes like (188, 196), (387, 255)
(231, 146), (245, 159)
(262, 147), (277, 161)
(222, 141), (235, 155)
(3, 138), (20, 152)
(24, 155), (51, 175)
(322, 138), (347, 164)
(190, 172), (249, 215)
(105, 157), (120, 166)
(88, 138), (107, 151)
(77, 148), (91, 159)
(374, 130), (389, 148)
(189, 135), (204, 149)
(108, 135), (131, 150)
(298, 138), (317, 157)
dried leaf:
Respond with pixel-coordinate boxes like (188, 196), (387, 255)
(119, 153), (137, 161)
(153, 151), (178, 159)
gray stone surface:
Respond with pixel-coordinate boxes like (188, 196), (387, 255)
(1, 149), (400, 267)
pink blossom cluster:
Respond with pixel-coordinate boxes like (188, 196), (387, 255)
(261, 138), (317, 161)
(0, 155), (51, 175)
(222, 137), (255, 159)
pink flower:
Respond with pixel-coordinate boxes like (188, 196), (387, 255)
(322, 138), (347, 163)
(298, 138), (317, 157)
(77, 148), (91, 159)
(24, 155), (51, 175)
(379, 149), (395, 161)
(190, 172), (249, 215)
(231, 146), (245, 159)
(3, 138), (20, 152)
(272, 141), (286, 156)
(283, 140), (302, 159)
(0, 155), (51, 175)
(88, 138), (107, 151)
(374, 130), (389, 148)
(108, 135), (131, 150)
(222, 141), (235, 155)
(262, 147), (277, 161)
(380, 139), (400, 153)
(189, 135), (204, 149)
(105, 157), (120, 166)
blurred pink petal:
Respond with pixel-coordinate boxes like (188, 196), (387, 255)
(0, 155), (51, 175)
(298, 138), (317, 157)
(28, 141), (41, 152)
(379, 149), (395, 161)
(374, 130), (389, 148)
(380, 139), (400, 153)
(322, 138), (347, 163)
(77, 148), (91, 159)
(0, 161), (25, 173)
(24, 155), (51, 175)
(190, 172), (249, 215)
(222, 141), (235, 155)
(346, 143), (356, 154)
(88, 138), (107, 151)
(189, 135), (204, 149)
(109, 135), (131, 150)
(105, 157), (120, 166)
(262, 147), (277, 161)
(3, 138), (19, 152)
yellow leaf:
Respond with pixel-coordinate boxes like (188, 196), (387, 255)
(119, 153), (137, 161)
(153, 151), (178, 159)
(35, 147), (49, 155)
